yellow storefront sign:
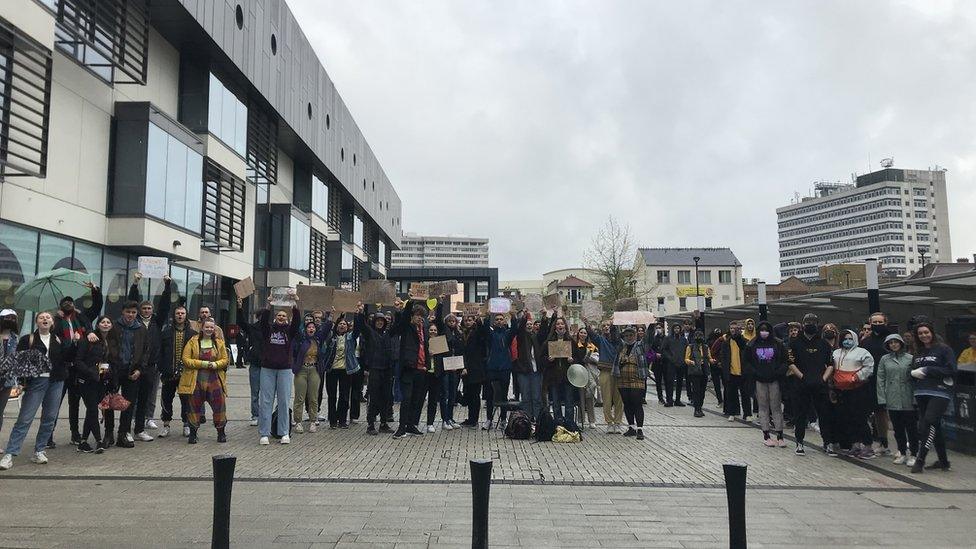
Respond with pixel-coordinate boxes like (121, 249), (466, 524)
(675, 286), (713, 297)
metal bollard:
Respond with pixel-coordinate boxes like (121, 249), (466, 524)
(723, 461), (747, 549)
(212, 454), (237, 549)
(470, 458), (493, 549)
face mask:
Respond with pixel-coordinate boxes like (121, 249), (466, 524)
(871, 325), (889, 337)
(823, 331), (837, 340)
(0, 319), (17, 331)
(654, 329), (663, 336)
(803, 324), (818, 336)
(842, 339), (856, 349)
(759, 330), (770, 339)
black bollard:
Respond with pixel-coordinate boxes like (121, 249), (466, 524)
(212, 454), (237, 549)
(470, 458), (493, 549)
(723, 461), (747, 549)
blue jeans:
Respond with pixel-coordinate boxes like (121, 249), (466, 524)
(549, 382), (575, 425)
(258, 368), (293, 437)
(440, 371), (458, 423)
(5, 377), (63, 456)
(248, 365), (262, 420)
(517, 372), (542, 422)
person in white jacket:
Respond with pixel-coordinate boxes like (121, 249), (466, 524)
(831, 330), (876, 459)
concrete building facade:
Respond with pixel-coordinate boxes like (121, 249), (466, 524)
(632, 248), (744, 317)
(0, 0), (402, 324)
(777, 167), (951, 280)
(391, 233), (489, 268)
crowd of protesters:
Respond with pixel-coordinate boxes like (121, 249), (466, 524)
(0, 274), (967, 476)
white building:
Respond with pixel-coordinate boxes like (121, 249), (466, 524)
(391, 233), (489, 268)
(632, 248), (744, 316)
(777, 167), (952, 280)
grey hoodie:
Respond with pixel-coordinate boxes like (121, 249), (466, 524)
(876, 334), (915, 411)
(831, 329), (875, 388)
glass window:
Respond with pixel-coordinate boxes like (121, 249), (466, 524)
(679, 297), (687, 311)
(145, 122), (204, 233)
(719, 270), (732, 284)
(186, 269), (204, 315)
(311, 174), (328, 219)
(677, 270), (691, 284)
(699, 271), (712, 284)
(656, 270), (670, 284)
(72, 243), (102, 307)
(208, 73), (247, 157)
(378, 239), (386, 266)
(342, 248), (353, 270)
(169, 265), (188, 304)
(289, 217), (310, 272)
(38, 234), (72, 273)
(0, 223), (38, 310)
(353, 215), (364, 248)
(101, 251), (129, 319)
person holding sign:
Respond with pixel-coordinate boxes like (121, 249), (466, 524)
(126, 272), (173, 440)
(290, 320), (328, 433)
(543, 310), (575, 424)
(615, 326), (649, 440)
(571, 327), (600, 430)
(391, 299), (434, 439)
(513, 312), (547, 423)
(320, 304), (364, 429)
(178, 319), (230, 444)
(256, 293), (302, 445)
(457, 312), (489, 428)
(361, 310), (397, 435)
(587, 321), (623, 434)
(483, 309), (521, 430)
(433, 310), (464, 430)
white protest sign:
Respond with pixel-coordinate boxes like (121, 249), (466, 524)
(137, 256), (169, 279)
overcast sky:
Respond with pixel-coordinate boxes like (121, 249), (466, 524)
(289, 0), (976, 282)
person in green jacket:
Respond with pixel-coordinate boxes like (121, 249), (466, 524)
(876, 334), (917, 466)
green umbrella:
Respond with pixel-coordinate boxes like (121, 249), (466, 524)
(13, 268), (93, 313)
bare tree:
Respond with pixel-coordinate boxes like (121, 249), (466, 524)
(584, 216), (640, 313)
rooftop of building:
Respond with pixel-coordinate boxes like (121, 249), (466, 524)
(554, 275), (594, 288)
(401, 232), (488, 242)
(638, 248), (741, 267)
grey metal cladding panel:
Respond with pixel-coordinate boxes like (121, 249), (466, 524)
(176, 0), (402, 245)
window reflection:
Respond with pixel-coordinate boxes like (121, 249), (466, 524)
(145, 122), (203, 233)
(208, 73), (247, 157)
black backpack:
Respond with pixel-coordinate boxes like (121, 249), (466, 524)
(535, 410), (556, 442)
(504, 410), (533, 440)
(271, 407), (293, 439)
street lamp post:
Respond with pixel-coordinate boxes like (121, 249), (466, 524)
(693, 256), (703, 331)
(918, 247), (929, 277)
(844, 270), (851, 289)
(757, 281), (768, 321)
(865, 258), (881, 314)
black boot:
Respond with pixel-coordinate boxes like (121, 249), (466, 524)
(188, 426), (198, 445)
(217, 427), (227, 443)
(925, 460), (950, 471)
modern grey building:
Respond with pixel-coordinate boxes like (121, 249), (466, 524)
(391, 233), (489, 268)
(777, 167), (951, 280)
(0, 0), (402, 324)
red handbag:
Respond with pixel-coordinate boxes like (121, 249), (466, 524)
(833, 368), (866, 391)
(98, 392), (131, 412)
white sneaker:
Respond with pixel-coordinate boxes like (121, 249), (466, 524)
(588, 423), (597, 430)
(728, 416), (735, 422)
(182, 425), (191, 437)
(811, 421), (821, 434)
(30, 451), (48, 464)
(158, 426), (170, 438)
(146, 420), (159, 430)
(607, 425), (617, 434)
(280, 435), (290, 444)
(443, 422), (454, 431)
(892, 452), (906, 465)
(350, 419), (359, 424)
(0, 454), (12, 470)
(482, 420), (492, 430)
(259, 436), (270, 446)
(249, 418), (258, 427)
(293, 422), (304, 434)
(906, 455), (916, 467)
(124, 433), (135, 443)
(426, 424), (436, 433)
(135, 432), (154, 442)
(317, 414), (327, 422)
(308, 422), (318, 433)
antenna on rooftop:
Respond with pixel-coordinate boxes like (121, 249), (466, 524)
(880, 158), (894, 168)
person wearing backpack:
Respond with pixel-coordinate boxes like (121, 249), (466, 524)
(615, 326), (648, 440)
(0, 312), (77, 470)
(684, 331), (714, 418)
(832, 329), (876, 459)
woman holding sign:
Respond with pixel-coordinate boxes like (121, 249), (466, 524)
(543, 310), (575, 425)
(320, 305), (364, 429)
(434, 310), (464, 430)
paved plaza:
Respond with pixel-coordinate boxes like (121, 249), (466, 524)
(1, 369), (974, 548)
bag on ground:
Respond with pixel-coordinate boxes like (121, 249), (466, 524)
(504, 410), (533, 440)
(535, 410), (557, 442)
(271, 407), (293, 439)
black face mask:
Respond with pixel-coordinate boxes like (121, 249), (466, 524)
(803, 324), (819, 336)
(0, 319), (17, 331)
(871, 325), (890, 337)
(822, 330), (837, 340)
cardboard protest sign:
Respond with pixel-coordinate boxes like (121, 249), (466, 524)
(443, 356), (465, 371)
(581, 299), (603, 321)
(543, 293), (562, 310)
(233, 277), (256, 299)
(488, 297), (511, 314)
(408, 282), (429, 299)
(297, 285), (334, 312)
(457, 302), (484, 317)
(612, 311), (656, 326)
(429, 335), (449, 355)
(510, 298), (525, 312)
(428, 280), (459, 297)
(614, 297), (638, 312)
(362, 279), (397, 305)
(523, 293), (544, 313)
(137, 256), (169, 279)
(331, 290), (362, 313)
(548, 340), (572, 360)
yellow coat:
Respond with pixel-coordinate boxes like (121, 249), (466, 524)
(177, 335), (229, 396)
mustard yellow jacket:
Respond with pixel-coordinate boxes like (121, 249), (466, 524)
(177, 335), (229, 395)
